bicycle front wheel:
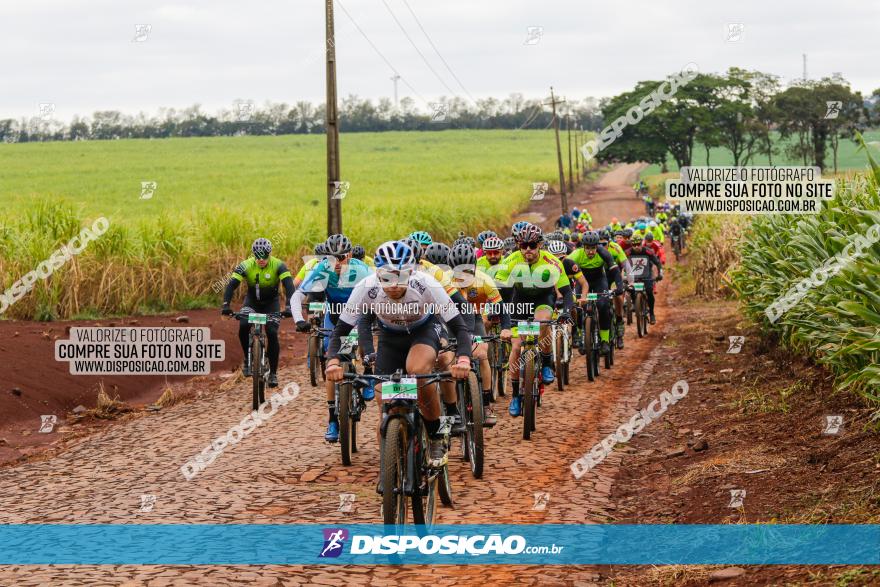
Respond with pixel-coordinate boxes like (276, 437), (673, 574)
(522, 353), (536, 440)
(381, 418), (408, 525)
(466, 370), (484, 478)
(251, 337), (263, 410)
(338, 362), (356, 466)
(411, 424), (439, 526)
(308, 335), (320, 387)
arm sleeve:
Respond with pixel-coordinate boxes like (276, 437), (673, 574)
(357, 314), (375, 355)
(290, 289), (306, 322)
(279, 263), (295, 307)
(445, 314), (472, 359)
(222, 263), (246, 304)
(558, 284), (575, 312)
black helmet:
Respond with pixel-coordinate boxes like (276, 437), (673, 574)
(351, 244), (365, 260)
(598, 229), (612, 243)
(399, 237), (423, 262)
(449, 242), (477, 267)
(644, 232), (654, 242)
(424, 242), (451, 265)
(325, 233), (352, 256)
(582, 231), (600, 247)
(252, 238), (272, 259)
(516, 223), (543, 244)
(622, 228), (634, 238)
(503, 237), (516, 252)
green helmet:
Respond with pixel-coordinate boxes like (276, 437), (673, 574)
(409, 231), (433, 246)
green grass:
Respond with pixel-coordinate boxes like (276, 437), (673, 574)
(0, 130), (571, 319)
(640, 130), (880, 177)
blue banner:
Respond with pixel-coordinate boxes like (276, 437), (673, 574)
(0, 524), (877, 565)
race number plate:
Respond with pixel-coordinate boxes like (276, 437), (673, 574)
(586, 293), (598, 301)
(633, 282), (645, 292)
(382, 378), (418, 401)
(247, 313), (267, 324)
(517, 321), (540, 336)
(308, 302), (325, 312)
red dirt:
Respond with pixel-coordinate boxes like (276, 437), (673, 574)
(0, 310), (307, 464)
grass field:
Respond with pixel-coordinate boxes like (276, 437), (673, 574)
(640, 130), (880, 177)
(0, 130), (569, 319)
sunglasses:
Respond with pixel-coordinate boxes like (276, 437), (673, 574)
(518, 242), (539, 250)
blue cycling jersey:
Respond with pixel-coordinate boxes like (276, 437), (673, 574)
(298, 258), (371, 304)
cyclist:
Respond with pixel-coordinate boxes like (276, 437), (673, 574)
(668, 218), (685, 253)
(626, 234), (663, 325)
(291, 234), (372, 442)
(547, 239), (588, 298)
(566, 231), (624, 357)
(221, 238), (295, 387)
(352, 244), (374, 268)
(477, 236), (506, 272)
(425, 242), (451, 266)
(475, 230), (498, 258)
(448, 242), (510, 427)
(648, 220), (665, 244)
(644, 232), (666, 266)
(598, 229), (630, 340)
(324, 241), (472, 468)
(578, 209), (593, 228)
(610, 217), (623, 232)
(493, 224), (574, 417)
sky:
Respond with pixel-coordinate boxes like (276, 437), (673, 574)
(2, 0), (878, 120)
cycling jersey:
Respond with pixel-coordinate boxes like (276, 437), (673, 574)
(295, 257), (322, 282)
(560, 257), (584, 281)
(566, 246), (623, 291)
(420, 259), (458, 296)
(651, 225), (665, 243)
(225, 256), (293, 304)
(627, 248), (663, 282)
(451, 267), (503, 313)
(604, 240), (628, 265)
(492, 250), (570, 291)
(326, 272), (472, 361)
(476, 256), (502, 272)
(291, 258), (371, 322)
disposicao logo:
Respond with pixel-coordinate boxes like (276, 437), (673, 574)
(319, 528), (348, 558)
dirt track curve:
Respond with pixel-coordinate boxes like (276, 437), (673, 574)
(0, 163), (676, 586)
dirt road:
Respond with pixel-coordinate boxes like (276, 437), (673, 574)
(0, 163), (671, 586)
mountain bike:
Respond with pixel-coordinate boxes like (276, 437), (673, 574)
(233, 311), (281, 410)
(342, 371), (454, 526)
(334, 332), (364, 465)
(306, 301), (329, 387)
(581, 295), (601, 382)
(671, 231), (684, 260)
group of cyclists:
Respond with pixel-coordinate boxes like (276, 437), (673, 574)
(219, 194), (691, 476)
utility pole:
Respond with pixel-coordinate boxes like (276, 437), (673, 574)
(574, 121), (580, 183)
(325, 0), (342, 235)
(802, 53), (807, 81)
(390, 74), (401, 106)
(544, 87), (568, 217)
(566, 111), (574, 192)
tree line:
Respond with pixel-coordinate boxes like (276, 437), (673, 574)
(0, 95), (604, 144)
(595, 69), (878, 173)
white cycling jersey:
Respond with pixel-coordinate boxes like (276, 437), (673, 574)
(339, 271), (460, 333)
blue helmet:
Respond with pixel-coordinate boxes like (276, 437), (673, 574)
(636, 222), (647, 231)
(512, 221), (530, 239)
(374, 240), (416, 270)
(572, 208), (581, 218)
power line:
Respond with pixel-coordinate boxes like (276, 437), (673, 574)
(397, 0), (477, 104)
(335, 0), (428, 104)
(378, 0), (460, 99)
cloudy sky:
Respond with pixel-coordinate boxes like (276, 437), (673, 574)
(3, 0), (877, 120)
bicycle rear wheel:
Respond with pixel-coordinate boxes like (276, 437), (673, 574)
(466, 371), (484, 478)
(411, 424), (438, 526)
(251, 337), (263, 410)
(522, 353), (536, 440)
(338, 362), (356, 466)
(381, 418), (408, 525)
(497, 341), (510, 397)
(584, 315), (596, 382)
(554, 330), (565, 392)
(487, 339), (499, 403)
